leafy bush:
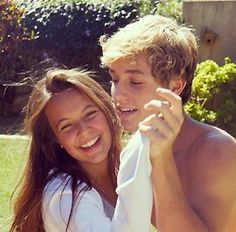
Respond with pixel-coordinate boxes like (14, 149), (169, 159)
(21, 1), (139, 65)
(138, 0), (160, 16)
(0, 0), (33, 83)
(185, 58), (236, 137)
(20, 1), (140, 88)
(157, 0), (183, 23)
(0, 0), (37, 115)
(0, 0), (140, 116)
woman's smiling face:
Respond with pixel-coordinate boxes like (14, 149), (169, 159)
(45, 88), (112, 166)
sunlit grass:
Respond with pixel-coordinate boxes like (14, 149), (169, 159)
(0, 136), (28, 232)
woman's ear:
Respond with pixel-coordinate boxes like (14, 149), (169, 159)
(55, 138), (63, 148)
(168, 76), (186, 96)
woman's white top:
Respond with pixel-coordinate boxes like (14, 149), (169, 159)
(42, 132), (153, 232)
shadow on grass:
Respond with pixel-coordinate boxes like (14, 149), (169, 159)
(0, 115), (24, 135)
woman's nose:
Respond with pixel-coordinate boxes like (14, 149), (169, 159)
(75, 121), (90, 136)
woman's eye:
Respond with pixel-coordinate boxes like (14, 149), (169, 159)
(60, 124), (72, 131)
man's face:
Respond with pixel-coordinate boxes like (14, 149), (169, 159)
(109, 54), (164, 132)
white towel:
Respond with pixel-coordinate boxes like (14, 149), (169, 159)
(112, 131), (153, 232)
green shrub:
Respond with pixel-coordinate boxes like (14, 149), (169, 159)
(20, 1), (139, 67)
(0, 0), (37, 82)
(138, 0), (159, 16)
(0, 0), (37, 116)
(157, 0), (183, 23)
(0, 0), (141, 116)
(185, 58), (236, 137)
(1, 0), (185, 117)
(19, 0), (140, 91)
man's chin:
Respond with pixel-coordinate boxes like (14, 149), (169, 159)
(122, 121), (138, 133)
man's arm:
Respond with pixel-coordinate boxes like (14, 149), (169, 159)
(139, 88), (236, 232)
(185, 134), (236, 232)
(224, 201), (236, 232)
(139, 88), (207, 231)
(150, 150), (209, 232)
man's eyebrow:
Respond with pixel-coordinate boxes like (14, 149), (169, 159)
(109, 68), (145, 75)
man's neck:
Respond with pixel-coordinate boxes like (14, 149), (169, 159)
(173, 113), (194, 155)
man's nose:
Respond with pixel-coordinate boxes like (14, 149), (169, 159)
(111, 81), (129, 103)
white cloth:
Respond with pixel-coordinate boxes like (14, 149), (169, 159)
(42, 131), (153, 232)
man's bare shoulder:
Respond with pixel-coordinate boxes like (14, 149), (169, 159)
(188, 125), (236, 177)
(190, 126), (236, 165)
(187, 127), (236, 231)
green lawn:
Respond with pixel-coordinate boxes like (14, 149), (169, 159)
(0, 136), (28, 232)
(0, 136), (157, 231)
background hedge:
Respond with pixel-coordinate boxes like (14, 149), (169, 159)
(1, 0), (235, 137)
(0, 0), (153, 117)
(185, 58), (236, 137)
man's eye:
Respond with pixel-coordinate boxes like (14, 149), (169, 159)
(110, 79), (118, 85)
(86, 110), (98, 119)
(131, 81), (142, 85)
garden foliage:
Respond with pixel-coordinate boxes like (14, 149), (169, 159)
(185, 58), (236, 136)
(157, 0), (183, 23)
(21, 1), (140, 70)
(0, 0), (32, 81)
(0, 0), (235, 135)
(0, 0), (142, 115)
(0, 0), (36, 115)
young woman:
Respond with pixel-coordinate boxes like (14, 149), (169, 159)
(10, 68), (152, 232)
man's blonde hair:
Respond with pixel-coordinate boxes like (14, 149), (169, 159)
(100, 15), (198, 104)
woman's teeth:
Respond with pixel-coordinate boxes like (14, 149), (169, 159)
(80, 136), (99, 148)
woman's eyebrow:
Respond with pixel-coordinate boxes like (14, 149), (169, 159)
(55, 104), (97, 129)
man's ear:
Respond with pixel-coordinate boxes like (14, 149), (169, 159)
(168, 76), (186, 96)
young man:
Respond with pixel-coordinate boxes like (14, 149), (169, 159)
(100, 15), (236, 232)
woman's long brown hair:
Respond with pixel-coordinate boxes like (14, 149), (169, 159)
(10, 68), (122, 232)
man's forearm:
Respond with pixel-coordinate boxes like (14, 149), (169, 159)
(151, 157), (209, 232)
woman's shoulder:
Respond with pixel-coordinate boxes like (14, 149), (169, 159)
(43, 173), (103, 206)
(44, 173), (75, 192)
(42, 174), (109, 231)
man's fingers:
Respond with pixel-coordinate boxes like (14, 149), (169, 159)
(139, 113), (173, 138)
(144, 99), (183, 131)
(156, 87), (183, 117)
(139, 124), (165, 143)
(144, 99), (170, 117)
